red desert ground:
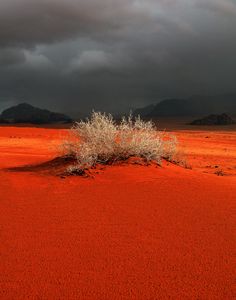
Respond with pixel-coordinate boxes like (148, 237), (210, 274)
(0, 124), (235, 299)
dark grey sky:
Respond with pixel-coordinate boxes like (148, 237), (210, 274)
(0, 0), (236, 114)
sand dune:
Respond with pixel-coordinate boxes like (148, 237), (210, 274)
(0, 126), (235, 299)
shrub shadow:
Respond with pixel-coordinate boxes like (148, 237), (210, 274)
(6, 156), (76, 176)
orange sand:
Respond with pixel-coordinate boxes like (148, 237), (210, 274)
(0, 126), (235, 299)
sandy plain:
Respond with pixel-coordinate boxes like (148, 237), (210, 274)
(0, 124), (235, 299)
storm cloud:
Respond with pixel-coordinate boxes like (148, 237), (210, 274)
(0, 0), (236, 114)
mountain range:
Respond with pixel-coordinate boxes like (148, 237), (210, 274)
(0, 103), (72, 124)
(134, 95), (236, 117)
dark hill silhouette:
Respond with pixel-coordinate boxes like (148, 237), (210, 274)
(134, 104), (155, 117)
(134, 95), (236, 117)
(0, 103), (72, 124)
(190, 114), (236, 125)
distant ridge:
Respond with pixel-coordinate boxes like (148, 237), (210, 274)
(134, 95), (236, 117)
(0, 103), (72, 124)
(190, 114), (236, 126)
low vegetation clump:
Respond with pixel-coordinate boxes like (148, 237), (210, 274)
(62, 111), (177, 174)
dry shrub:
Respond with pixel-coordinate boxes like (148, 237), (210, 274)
(62, 112), (177, 173)
(215, 169), (225, 176)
